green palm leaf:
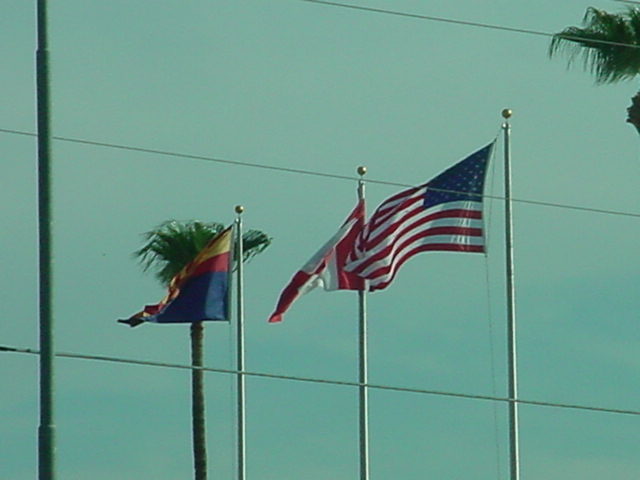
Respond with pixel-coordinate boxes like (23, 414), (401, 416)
(549, 7), (640, 84)
(135, 220), (271, 286)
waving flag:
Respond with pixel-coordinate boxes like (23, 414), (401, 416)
(120, 227), (233, 327)
(268, 200), (365, 323)
(346, 143), (494, 291)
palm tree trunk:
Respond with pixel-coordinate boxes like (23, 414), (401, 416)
(626, 91), (640, 135)
(190, 321), (207, 480)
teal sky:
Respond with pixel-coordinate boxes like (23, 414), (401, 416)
(2, 1), (639, 479)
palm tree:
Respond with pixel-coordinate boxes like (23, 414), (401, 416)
(549, 6), (640, 134)
(134, 220), (270, 480)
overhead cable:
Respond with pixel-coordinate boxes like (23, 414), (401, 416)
(2, 344), (640, 418)
(295, 0), (640, 50)
(1, 128), (638, 219)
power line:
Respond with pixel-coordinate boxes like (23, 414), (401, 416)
(2, 344), (640, 418)
(1, 127), (639, 219)
(2, 127), (362, 179)
(295, 0), (640, 50)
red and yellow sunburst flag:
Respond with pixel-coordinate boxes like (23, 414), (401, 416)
(120, 227), (233, 327)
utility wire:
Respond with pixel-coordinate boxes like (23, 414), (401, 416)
(2, 344), (640, 418)
(2, 127), (639, 219)
(295, 0), (640, 50)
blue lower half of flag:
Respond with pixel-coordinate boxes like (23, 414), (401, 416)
(152, 272), (229, 323)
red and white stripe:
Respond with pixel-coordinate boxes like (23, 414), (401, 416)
(346, 186), (484, 291)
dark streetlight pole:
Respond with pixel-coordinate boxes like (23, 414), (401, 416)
(36, 0), (55, 478)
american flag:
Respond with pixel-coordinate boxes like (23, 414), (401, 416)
(345, 143), (494, 291)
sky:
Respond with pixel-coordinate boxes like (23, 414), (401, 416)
(1, 1), (639, 479)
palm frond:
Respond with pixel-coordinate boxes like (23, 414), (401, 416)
(549, 7), (640, 84)
(239, 229), (272, 263)
(134, 220), (271, 286)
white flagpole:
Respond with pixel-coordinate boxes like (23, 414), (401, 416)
(502, 109), (520, 480)
(234, 205), (246, 480)
(356, 166), (370, 480)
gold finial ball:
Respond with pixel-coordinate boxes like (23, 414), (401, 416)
(357, 166), (367, 176)
(235, 205), (244, 214)
(502, 108), (513, 119)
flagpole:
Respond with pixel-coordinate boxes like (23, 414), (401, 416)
(356, 166), (370, 480)
(36, 0), (55, 478)
(234, 205), (246, 480)
(502, 108), (520, 480)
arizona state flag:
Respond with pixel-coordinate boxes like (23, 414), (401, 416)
(120, 227), (233, 327)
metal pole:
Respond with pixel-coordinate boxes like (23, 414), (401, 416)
(234, 206), (246, 480)
(356, 166), (370, 480)
(502, 109), (520, 480)
(36, 0), (55, 478)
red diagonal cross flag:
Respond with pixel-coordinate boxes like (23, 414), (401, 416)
(268, 200), (365, 323)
